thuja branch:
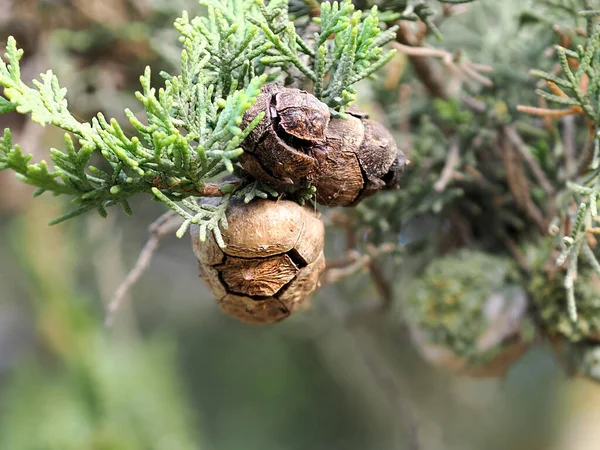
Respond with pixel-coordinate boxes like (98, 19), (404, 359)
(0, 0), (399, 241)
(247, 0), (398, 113)
(521, 11), (600, 321)
(0, 33), (266, 236)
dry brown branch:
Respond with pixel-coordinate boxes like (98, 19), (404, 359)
(321, 250), (368, 284)
(398, 84), (413, 147)
(86, 215), (140, 335)
(520, 77), (587, 122)
(321, 243), (397, 285)
(324, 210), (396, 311)
(391, 40), (493, 90)
(105, 211), (184, 326)
(562, 115), (577, 178)
(395, 23), (449, 99)
(154, 180), (240, 196)
(503, 125), (556, 197)
(502, 135), (547, 233)
(366, 259), (393, 312)
(517, 105), (580, 119)
(501, 232), (531, 273)
(460, 61), (493, 87)
(577, 137), (593, 175)
(461, 94), (486, 113)
(392, 41), (456, 64)
(539, 97), (554, 131)
(200, 182), (241, 196)
(434, 137), (460, 192)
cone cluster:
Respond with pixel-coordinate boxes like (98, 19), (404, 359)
(240, 84), (407, 206)
(191, 85), (406, 324)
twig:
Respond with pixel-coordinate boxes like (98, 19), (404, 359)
(329, 213), (396, 311)
(459, 60), (493, 87)
(321, 243), (397, 285)
(391, 40), (493, 91)
(87, 214), (139, 334)
(500, 231), (531, 273)
(577, 136), (593, 175)
(461, 94), (486, 113)
(468, 62), (494, 73)
(398, 84), (413, 149)
(503, 125), (556, 197)
(502, 133), (548, 233)
(162, 181), (240, 197)
(516, 105), (580, 119)
(434, 137), (460, 192)
(366, 259), (394, 312)
(200, 182), (241, 196)
(322, 251), (369, 285)
(539, 97), (554, 131)
(395, 23), (449, 99)
(392, 41), (456, 65)
(519, 77), (587, 121)
(105, 211), (184, 326)
(562, 115), (577, 179)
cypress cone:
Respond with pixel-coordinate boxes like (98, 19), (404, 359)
(240, 84), (407, 206)
(190, 198), (325, 324)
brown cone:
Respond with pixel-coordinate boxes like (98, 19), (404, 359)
(240, 84), (407, 205)
(191, 198), (326, 324)
(241, 84), (330, 187)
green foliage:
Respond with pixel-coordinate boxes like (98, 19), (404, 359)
(0, 34), (265, 234)
(530, 255), (600, 343)
(528, 11), (600, 321)
(0, 0), (398, 244)
(0, 96), (16, 114)
(404, 249), (529, 365)
(354, 96), (514, 244)
(235, 179), (280, 203)
(354, 115), (464, 237)
(243, 0), (398, 113)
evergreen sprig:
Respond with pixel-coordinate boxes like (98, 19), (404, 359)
(0, 35), (265, 235)
(529, 12), (600, 321)
(248, 0), (398, 114)
(0, 0), (398, 244)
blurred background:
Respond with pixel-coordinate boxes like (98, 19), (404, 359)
(0, 0), (598, 449)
